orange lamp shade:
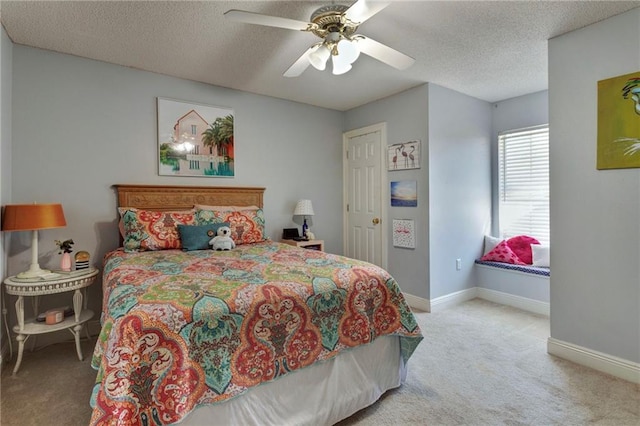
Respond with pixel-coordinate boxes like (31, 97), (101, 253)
(1, 204), (67, 231)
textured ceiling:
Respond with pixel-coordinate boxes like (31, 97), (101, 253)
(1, 1), (638, 111)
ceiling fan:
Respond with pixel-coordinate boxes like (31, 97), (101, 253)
(224, 0), (415, 77)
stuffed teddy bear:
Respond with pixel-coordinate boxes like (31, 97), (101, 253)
(209, 226), (236, 250)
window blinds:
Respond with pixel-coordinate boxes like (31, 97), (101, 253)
(498, 125), (549, 245)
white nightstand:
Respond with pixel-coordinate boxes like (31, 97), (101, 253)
(3, 267), (98, 374)
(281, 239), (324, 252)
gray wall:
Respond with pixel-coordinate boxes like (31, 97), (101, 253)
(7, 46), (344, 326)
(428, 84), (491, 299)
(344, 83), (492, 301)
(0, 28), (11, 205)
(549, 9), (640, 363)
(1, 26), (13, 362)
(344, 85), (430, 299)
(491, 91), (549, 237)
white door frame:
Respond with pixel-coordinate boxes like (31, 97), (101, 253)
(342, 122), (388, 270)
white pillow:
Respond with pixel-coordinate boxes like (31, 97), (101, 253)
(483, 235), (502, 256)
(531, 244), (550, 267)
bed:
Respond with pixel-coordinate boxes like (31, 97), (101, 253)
(90, 184), (423, 426)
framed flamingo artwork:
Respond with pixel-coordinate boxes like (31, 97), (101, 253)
(157, 97), (235, 177)
(387, 140), (421, 171)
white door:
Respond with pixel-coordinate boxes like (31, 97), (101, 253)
(343, 123), (387, 268)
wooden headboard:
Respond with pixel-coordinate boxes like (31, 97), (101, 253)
(114, 184), (265, 210)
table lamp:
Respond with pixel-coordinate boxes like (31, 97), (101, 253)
(293, 199), (314, 238)
(1, 203), (67, 278)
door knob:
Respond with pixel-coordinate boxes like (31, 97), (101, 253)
(372, 218), (380, 225)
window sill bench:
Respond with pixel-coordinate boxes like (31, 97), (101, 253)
(474, 260), (550, 277)
(474, 259), (550, 315)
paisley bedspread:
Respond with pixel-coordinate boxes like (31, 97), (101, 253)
(90, 241), (423, 425)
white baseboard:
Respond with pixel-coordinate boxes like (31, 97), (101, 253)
(547, 337), (640, 384)
(402, 292), (430, 312)
(403, 287), (550, 316)
(476, 287), (550, 317)
(430, 288), (477, 312)
(403, 289), (479, 313)
(404, 287), (548, 316)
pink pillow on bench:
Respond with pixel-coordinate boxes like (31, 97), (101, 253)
(480, 240), (526, 265)
(506, 235), (540, 264)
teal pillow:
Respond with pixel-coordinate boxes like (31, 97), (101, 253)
(177, 223), (230, 251)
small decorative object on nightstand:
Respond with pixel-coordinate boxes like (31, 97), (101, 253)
(3, 267), (98, 375)
(55, 238), (74, 271)
(75, 251), (90, 270)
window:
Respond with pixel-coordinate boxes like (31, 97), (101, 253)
(498, 124), (549, 245)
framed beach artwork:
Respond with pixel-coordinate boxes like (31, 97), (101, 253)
(388, 140), (421, 170)
(157, 97), (235, 177)
(392, 219), (415, 249)
(597, 71), (640, 170)
(390, 180), (417, 207)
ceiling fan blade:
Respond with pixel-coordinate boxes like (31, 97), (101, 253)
(356, 36), (415, 70)
(283, 47), (315, 78)
(345, 0), (390, 24)
(224, 9), (312, 31)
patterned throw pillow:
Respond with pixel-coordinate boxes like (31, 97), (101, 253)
(118, 208), (196, 252)
(177, 223), (230, 251)
(506, 235), (540, 265)
(480, 240), (526, 265)
(195, 208), (266, 245)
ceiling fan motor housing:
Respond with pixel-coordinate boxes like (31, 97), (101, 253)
(310, 4), (359, 38)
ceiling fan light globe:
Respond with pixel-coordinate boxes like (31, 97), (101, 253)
(332, 51), (350, 67)
(332, 55), (352, 75)
(309, 45), (331, 70)
(337, 39), (360, 64)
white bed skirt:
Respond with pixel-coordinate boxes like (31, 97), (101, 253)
(180, 335), (406, 426)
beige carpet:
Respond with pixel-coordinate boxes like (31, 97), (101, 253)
(1, 298), (639, 425)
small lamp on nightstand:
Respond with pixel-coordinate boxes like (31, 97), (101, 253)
(1, 203), (67, 279)
(293, 199), (314, 239)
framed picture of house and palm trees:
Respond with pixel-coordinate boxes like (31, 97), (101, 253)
(157, 97), (234, 177)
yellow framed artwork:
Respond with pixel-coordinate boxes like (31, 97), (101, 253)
(597, 71), (640, 170)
